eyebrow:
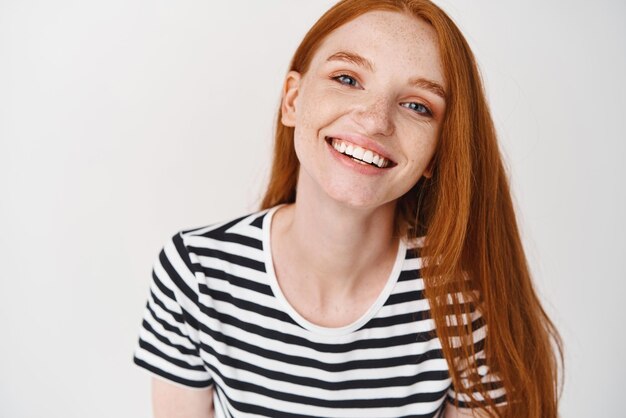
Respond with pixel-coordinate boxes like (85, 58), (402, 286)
(325, 50), (447, 100)
(326, 51), (375, 72)
(409, 77), (446, 100)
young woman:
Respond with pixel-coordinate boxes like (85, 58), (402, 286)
(133, 1), (563, 417)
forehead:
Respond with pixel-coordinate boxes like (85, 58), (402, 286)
(310, 11), (445, 87)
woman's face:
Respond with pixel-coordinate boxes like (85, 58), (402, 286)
(282, 10), (446, 210)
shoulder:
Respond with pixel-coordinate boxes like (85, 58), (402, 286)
(152, 207), (277, 301)
(178, 207), (273, 246)
(171, 206), (279, 269)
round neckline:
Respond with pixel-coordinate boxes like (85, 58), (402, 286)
(262, 203), (407, 336)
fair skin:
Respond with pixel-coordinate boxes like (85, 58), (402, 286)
(273, 10), (444, 326)
(152, 10), (494, 418)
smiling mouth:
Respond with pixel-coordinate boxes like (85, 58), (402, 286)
(325, 136), (396, 168)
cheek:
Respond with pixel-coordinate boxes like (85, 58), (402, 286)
(292, 127), (308, 167)
(296, 87), (348, 132)
(294, 84), (318, 131)
(401, 132), (439, 174)
(292, 124), (322, 170)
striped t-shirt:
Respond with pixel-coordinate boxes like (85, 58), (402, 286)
(133, 204), (506, 417)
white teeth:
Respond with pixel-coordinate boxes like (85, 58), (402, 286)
(330, 137), (390, 168)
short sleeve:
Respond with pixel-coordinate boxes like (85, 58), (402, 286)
(132, 231), (213, 389)
(445, 309), (507, 408)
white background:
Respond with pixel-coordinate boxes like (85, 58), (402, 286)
(1, 1), (624, 417)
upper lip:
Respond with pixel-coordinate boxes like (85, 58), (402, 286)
(325, 133), (396, 165)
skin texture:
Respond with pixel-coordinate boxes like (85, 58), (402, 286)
(152, 11), (492, 418)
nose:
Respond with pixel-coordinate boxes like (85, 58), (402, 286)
(353, 94), (395, 137)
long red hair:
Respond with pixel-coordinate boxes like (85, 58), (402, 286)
(260, 1), (563, 416)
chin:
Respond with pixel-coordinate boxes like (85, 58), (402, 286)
(298, 164), (395, 210)
(323, 183), (387, 210)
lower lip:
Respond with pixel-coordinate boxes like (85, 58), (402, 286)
(325, 139), (389, 176)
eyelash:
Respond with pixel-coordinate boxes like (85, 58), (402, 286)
(331, 74), (433, 117)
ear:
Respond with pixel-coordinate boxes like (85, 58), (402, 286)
(281, 70), (301, 127)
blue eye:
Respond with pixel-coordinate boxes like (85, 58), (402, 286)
(333, 74), (359, 87)
(403, 102), (432, 116)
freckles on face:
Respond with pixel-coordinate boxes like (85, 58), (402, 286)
(289, 10), (446, 208)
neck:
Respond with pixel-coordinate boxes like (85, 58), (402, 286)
(272, 169), (400, 301)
